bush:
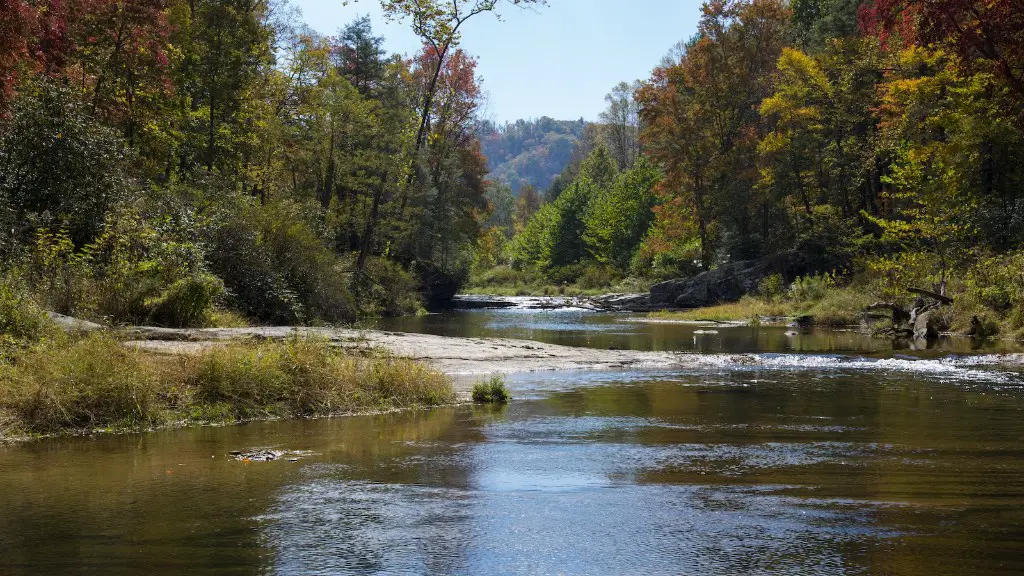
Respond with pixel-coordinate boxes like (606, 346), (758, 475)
(359, 257), (422, 317)
(0, 80), (131, 247)
(472, 376), (511, 404)
(0, 275), (57, 355)
(147, 274), (224, 328)
(788, 272), (838, 303)
(577, 264), (619, 290)
(757, 273), (786, 302)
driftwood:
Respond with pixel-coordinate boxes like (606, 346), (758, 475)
(907, 287), (954, 306)
(864, 288), (954, 340)
(866, 302), (911, 325)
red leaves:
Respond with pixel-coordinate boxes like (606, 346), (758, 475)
(0, 0), (34, 107)
(863, 0), (1024, 95)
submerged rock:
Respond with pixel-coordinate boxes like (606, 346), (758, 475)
(230, 449), (284, 462)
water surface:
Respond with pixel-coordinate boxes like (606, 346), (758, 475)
(3, 305), (1024, 575)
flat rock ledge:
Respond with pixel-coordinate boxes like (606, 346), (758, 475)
(126, 326), (684, 393)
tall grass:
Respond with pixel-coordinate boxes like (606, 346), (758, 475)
(0, 335), (455, 438)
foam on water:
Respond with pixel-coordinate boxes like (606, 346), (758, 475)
(667, 352), (1024, 383)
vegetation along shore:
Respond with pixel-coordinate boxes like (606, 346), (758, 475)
(4, 0), (1024, 438)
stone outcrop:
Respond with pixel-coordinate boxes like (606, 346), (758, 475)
(649, 251), (816, 309)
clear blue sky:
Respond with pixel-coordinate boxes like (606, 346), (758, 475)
(292, 0), (702, 124)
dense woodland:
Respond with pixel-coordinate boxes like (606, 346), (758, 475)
(0, 0), (552, 327)
(472, 0), (1024, 337)
(2, 0), (1024, 338)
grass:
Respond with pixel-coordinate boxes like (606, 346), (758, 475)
(650, 296), (796, 323)
(471, 376), (511, 404)
(648, 287), (874, 327)
(0, 334), (455, 439)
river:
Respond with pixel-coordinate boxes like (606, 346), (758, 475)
(2, 302), (1024, 575)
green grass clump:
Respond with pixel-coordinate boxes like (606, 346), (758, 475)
(472, 376), (511, 404)
(190, 338), (454, 419)
(0, 335), (455, 438)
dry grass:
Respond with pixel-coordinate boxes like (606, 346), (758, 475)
(650, 296), (796, 323)
(649, 288), (873, 327)
(0, 334), (455, 438)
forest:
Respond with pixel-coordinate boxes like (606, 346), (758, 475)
(2, 0), (1024, 339)
(471, 0), (1024, 338)
(0, 0), (538, 332)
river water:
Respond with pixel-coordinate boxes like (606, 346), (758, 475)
(3, 303), (1024, 575)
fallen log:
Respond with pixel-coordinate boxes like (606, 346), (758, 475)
(865, 302), (911, 325)
(908, 287), (954, 306)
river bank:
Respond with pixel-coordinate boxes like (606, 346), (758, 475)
(0, 333), (455, 442)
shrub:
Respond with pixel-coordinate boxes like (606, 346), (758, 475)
(359, 257), (421, 317)
(147, 274), (224, 328)
(577, 264), (619, 290)
(472, 376), (511, 404)
(757, 273), (786, 302)
(788, 272), (838, 303)
(0, 80), (132, 247)
(0, 275), (58, 359)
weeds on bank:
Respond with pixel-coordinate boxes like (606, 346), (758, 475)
(0, 334), (455, 438)
(472, 376), (511, 404)
(649, 273), (873, 327)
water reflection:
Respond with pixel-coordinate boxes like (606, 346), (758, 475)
(368, 307), (1022, 356)
(2, 366), (1024, 574)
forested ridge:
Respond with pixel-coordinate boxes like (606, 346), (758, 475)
(479, 117), (587, 193)
(2, 0), (1024, 339)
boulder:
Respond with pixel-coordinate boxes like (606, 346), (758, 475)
(649, 251), (816, 309)
(913, 309), (939, 340)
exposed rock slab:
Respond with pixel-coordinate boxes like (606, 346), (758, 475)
(47, 312), (104, 332)
(649, 251), (816, 309)
(126, 326), (686, 394)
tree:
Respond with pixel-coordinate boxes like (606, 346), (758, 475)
(351, 0), (547, 158)
(864, 0), (1024, 100)
(599, 80), (641, 170)
(0, 80), (131, 246)
(0, 0), (34, 110)
(170, 0), (274, 173)
(791, 0), (863, 50)
(513, 183), (540, 231)
(638, 0), (792, 264)
(584, 158), (660, 269)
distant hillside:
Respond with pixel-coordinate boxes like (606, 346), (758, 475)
(479, 117), (587, 194)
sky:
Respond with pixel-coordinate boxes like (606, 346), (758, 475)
(292, 0), (703, 124)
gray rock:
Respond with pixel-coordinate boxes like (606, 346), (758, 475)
(913, 310), (939, 340)
(649, 251), (816, 309)
(47, 312), (103, 332)
(586, 293), (651, 312)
